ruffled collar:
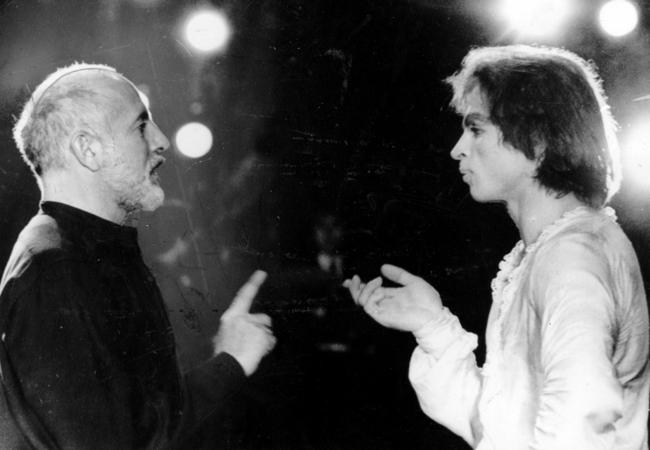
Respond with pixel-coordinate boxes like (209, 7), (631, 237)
(490, 205), (616, 298)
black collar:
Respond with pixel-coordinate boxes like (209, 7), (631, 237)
(40, 201), (140, 260)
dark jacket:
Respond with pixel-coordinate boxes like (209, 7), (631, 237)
(0, 202), (244, 449)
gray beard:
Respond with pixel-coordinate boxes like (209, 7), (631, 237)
(117, 198), (142, 225)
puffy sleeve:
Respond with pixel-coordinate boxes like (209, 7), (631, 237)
(408, 307), (483, 446)
(529, 237), (623, 449)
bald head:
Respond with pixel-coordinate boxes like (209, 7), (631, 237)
(13, 63), (138, 178)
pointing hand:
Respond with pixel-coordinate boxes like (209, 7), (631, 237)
(213, 270), (276, 376)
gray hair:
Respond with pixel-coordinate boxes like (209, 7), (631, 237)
(13, 63), (121, 177)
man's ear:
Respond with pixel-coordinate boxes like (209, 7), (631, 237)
(70, 131), (101, 171)
(526, 138), (546, 178)
(531, 131), (547, 161)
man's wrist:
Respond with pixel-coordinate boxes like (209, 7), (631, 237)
(413, 307), (465, 359)
(216, 350), (256, 376)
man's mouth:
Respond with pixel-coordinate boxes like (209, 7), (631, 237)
(149, 158), (165, 182)
(459, 168), (471, 183)
(150, 158), (165, 176)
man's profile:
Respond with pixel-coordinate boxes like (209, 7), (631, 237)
(345, 45), (650, 449)
(0, 63), (276, 449)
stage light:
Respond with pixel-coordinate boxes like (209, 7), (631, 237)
(174, 122), (213, 158)
(621, 116), (650, 189)
(184, 9), (231, 54)
(599, 0), (639, 37)
(498, 0), (572, 39)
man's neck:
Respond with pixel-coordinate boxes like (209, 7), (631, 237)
(506, 188), (585, 247)
(40, 172), (131, 225)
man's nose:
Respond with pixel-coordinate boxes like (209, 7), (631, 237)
(148, 122), (170, 154)
(450, 135), (466, 160)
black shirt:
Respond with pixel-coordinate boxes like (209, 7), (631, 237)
(0, 202), (244, 449)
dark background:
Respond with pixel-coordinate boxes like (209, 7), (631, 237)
(1, 0), (649, 448)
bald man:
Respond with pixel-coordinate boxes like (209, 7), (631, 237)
(0, 63), (276, 449)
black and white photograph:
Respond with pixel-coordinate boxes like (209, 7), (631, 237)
(0, 0), (649, 448)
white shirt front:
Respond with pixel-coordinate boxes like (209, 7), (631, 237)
(409, 207), (650, 449)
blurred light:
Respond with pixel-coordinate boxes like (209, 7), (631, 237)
(179, 274), (192, 287)
(189, 101), (204, 115)
(316, 342), (350, 353)
(621, 116), (650, 189)
(174, 122), (213, 158)
(157, 237), (190, 265)
(599, 0), (639, 37)
(184, 9), (231, 54)
(499, 0), (572, 39)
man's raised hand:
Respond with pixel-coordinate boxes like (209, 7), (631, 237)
(343, 264), (443, 332)
(213, 270), (276, 376)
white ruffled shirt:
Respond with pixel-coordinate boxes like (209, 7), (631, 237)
(409, 207), (650, 449)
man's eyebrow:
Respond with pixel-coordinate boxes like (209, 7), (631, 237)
(133, 109), (150, 125)
(462, 112), (489, 128)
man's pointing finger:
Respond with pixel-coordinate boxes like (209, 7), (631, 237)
(224, 270), (267, 317)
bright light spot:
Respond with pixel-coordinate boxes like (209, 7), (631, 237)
(174, 122), (213, 158)
(621, 116), (650, 189)
(499, 0), (572, 39)
(184, 9), (232, 54)
(599, 0), (639, 37)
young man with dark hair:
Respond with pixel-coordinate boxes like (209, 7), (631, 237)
(345, 45), (649, 449)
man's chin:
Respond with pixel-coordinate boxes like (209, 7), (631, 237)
(141, 190), (165, 212)
(128, 185), (165, 213)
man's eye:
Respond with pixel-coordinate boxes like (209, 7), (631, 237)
(470, 126), (483, 136)
(138, 122), (147, 135)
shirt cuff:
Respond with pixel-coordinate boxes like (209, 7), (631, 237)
(412, 307), (471, 359)
(189, 352), (247, 397)
(209, 352), (246, 381)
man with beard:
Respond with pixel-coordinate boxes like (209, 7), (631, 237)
(0, 63), (276, 449)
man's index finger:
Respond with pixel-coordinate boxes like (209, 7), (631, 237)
(227, 270), (267, 315)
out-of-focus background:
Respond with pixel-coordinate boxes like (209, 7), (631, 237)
(1, 0), (649, 448)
